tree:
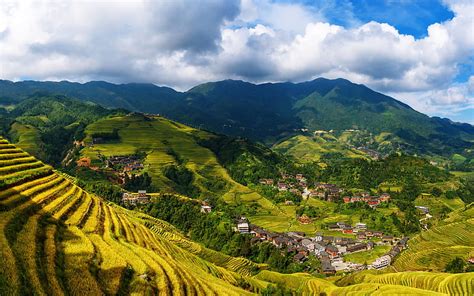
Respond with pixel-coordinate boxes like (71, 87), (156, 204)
(445, 257), (466, 273)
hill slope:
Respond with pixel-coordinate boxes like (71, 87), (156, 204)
(1, 78), (473, 156)
(0, 137), (263, 295)
(393, 203), (474, 272)
(1, 138), (473, 295)
(79, 113), (279, 213)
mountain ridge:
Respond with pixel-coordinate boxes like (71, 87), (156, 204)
(1, 78), (473, 157)
(0, 77), (466, 124)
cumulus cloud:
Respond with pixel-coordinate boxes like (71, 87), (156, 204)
(0, 0), (472, 121)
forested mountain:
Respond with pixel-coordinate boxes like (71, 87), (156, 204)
(1, 78), (473, 157)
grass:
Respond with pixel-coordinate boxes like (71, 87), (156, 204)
(344, 245), (391, 264)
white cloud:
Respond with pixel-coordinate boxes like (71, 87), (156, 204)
(389, 76), (474, 119)
(0, 0), (472, 121)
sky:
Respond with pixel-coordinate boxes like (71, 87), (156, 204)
(0, 0), (473, 123)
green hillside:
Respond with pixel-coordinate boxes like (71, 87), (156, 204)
(273, 134), (368, 162)
(80, 113), (279, 213)
(1, 78), (473, 158)
(1, 95), (119, 166)
(1, 138), (473, 295)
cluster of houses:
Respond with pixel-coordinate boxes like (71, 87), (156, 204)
(259, 173), (391, 208)
(122, 190), (151, 205)
(105, 155), (144, 184)
(355, 146), (382, 160)
(106, 155), (144, 172)
(236, 218), (407, 274)
(342, 192), (391, 208)
(260, 174), (343, 202)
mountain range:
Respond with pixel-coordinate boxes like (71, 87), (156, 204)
(1, 78), (473, 156)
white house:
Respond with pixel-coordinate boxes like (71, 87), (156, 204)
(315, 232), (323, 242)
(372, 255), (391, 269)
(355, 223), (367, 231)
(201, 205), (212, 213)
(237, 217), (250, 233)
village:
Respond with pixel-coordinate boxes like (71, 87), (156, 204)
(260, 172), (391, 208)
(235, 216), (409, 274)
(118, 170), (410, 275)
(76, 153), (145, 185)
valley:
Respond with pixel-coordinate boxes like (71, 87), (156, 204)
(0, 88), (473, 295)
(1, 138), (473, 295)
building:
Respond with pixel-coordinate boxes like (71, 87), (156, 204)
(342, 226), (353, 234)
(293, 253), (307, 263)
(379, 193), (391, 202)
(355, 223), (367, 231)
(346, 243), (367, 253)
(373, 231), (384, 238)
(298, 215), (312, 224)
(301, 239), (315, 251)
(351, 196), (362, 203)
(368, 200), (380, 208)
(372, 255), (391, 269)
(273, 237), (287, 248)
(325, 245), (339, 258)
(397, 237), (409, 249)
(253, 228), (268, 239)
(237, 217), (250, 234)
(315, 232), (323, 242)
(122, 191), (150, 205)
(200, 205), (212, 213)
(321, 259), (336, 275)
(76, 157), (91, 167)
(277, 182), (288, 191)
(313, 243), (326, 255)
(382, 236), (394, 243)
(415, 206), (430, 214)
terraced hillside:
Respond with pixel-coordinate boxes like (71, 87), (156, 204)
(1, 138), (473, 295)
(81, 114), (279, 213)
(340, 270), (473, 295)
(0, 137), (262, 295)
(393, 203), (474, 272)
(273, 134), (368, 162)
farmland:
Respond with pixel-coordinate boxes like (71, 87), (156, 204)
(393, 203), (474, 272)
(81, 114), (280, 214)
(273, 134), (369, 162)
(0, 138), (258, 295)
(1, 138), (473, 295)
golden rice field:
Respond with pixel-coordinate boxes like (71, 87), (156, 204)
(393, 203), (474, 272)
(1, 137), (473, 295)
(0, 138), (256, 295)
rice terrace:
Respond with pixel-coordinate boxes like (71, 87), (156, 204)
(1, 0), (474, 295)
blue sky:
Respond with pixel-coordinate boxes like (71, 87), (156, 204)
(323, 0), (455, 37)
(0, 0), (473, 123)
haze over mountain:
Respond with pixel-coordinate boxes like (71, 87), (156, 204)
(1, 78), (473, 156)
